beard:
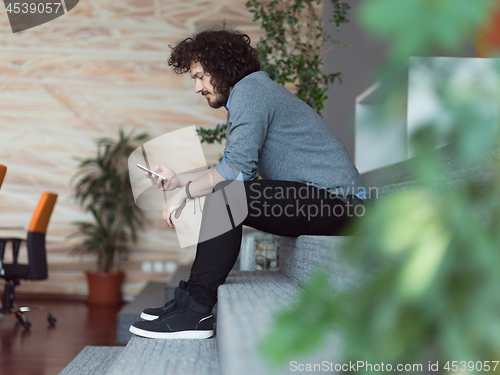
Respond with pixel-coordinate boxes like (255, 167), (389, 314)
(203, 91), (229, 109)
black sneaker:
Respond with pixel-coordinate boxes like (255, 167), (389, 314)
(130, 288), (213, 339)
(140, 280), (187, 321)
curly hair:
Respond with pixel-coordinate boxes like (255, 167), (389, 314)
(168, 27), (261, 98)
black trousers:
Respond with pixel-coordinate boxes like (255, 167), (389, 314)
(186, 180), (364, 307)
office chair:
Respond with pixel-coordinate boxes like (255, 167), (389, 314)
(0, 192), (58, 329)
(0, 164), (4, 320)
(0, 164), (6, 189)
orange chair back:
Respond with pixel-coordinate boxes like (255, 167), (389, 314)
(0, 164), (6, 189)
(28, 192), (58, 233)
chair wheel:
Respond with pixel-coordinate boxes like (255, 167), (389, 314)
(48, 315), (56, 326)
(15, 314), (24, 324)
(22, 321), (31, 330)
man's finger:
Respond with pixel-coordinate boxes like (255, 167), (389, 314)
(162, 203), (174, 229)
(167, 210), (174, 229)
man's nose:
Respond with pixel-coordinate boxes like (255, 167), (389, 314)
(195, 80), (203, 93)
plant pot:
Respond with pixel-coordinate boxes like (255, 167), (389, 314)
(85, 270), (124, 305)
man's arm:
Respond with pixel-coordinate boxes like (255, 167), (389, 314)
(175, 167), (208, 186)
(149, 166), (211, 190)
(179, 167), (226, 199)
(162, 167), (226, 228)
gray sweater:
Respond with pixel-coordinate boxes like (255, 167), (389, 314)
(216, 71), (365, 198)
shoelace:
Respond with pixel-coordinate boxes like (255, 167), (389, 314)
(162, 299), (176, 312)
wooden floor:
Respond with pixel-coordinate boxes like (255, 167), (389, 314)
(0, 296), (125, 375)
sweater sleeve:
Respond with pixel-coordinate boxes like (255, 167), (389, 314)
(216, 80), (271, 181)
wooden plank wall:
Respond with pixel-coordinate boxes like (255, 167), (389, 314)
(0, 0), (264, 299)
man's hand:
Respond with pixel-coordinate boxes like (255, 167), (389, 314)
(162, 190), (187, 229)
(146, 165), (181, 191)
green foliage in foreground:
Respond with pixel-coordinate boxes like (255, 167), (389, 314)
(261, 0), (500, 372)
(360, 0), (495, 69)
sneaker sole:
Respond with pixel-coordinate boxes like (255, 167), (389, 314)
(129, 325), (214, 339)
(140, 312), (159, 321)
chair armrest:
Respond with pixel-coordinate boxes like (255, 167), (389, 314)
(0, 240), (5, 262)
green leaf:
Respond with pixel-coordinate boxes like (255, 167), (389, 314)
(358, 0), (496, 65)
(70, 128), (149, 272)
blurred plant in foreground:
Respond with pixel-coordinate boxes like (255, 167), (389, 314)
(261, 0), (500, 372)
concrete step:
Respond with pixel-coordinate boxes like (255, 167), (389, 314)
(360, 161), (499, 206)
(105, 335), (220, 375)
(278, 236), (364, 289)
(361, 144), (498, 200)
(58, 346), (123, 375)
(217, 271), (341, 375)
(361, 144), (498, 188)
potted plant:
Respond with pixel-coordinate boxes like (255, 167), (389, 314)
(71, 129), (148, 304)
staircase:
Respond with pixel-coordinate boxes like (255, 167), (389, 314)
(59, 232), (356, 375)
(59, 145), (491, 375)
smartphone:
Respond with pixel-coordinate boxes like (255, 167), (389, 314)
(136, 164), (168, 181)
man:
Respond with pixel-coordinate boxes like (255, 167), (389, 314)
(129, 27), (367, 340)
